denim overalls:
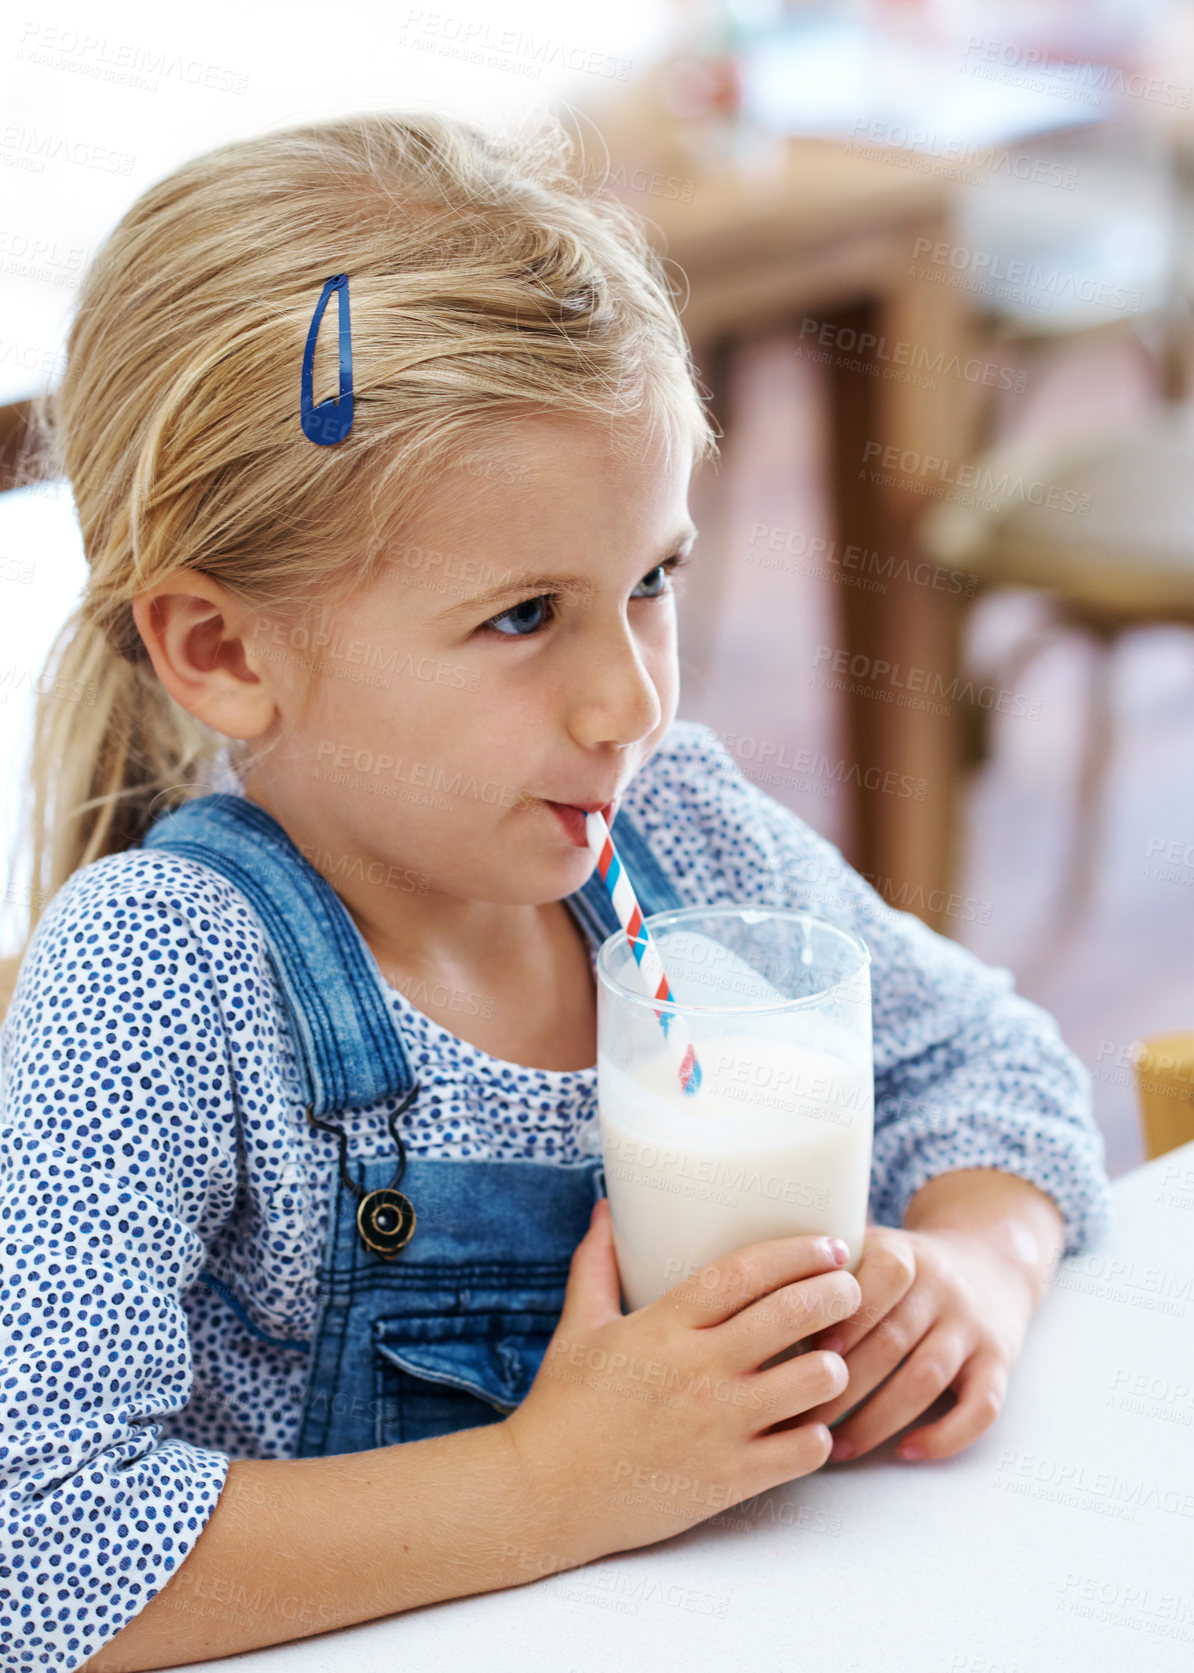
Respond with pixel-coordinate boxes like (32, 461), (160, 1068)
(141, 793), (685, 1457)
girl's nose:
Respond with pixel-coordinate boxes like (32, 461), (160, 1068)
(565, 614), (663, 750)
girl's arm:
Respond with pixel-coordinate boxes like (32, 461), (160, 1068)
(3, 863), (554, 1671)
(0, 862), (243, 1669)
(902, 1163), (1067, 1307)
(82, 1425), (542, 1669)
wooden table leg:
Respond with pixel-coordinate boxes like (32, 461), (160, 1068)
(824, 215), (977, 934)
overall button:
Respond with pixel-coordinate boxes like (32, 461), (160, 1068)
(357, 1189), (416, 1256)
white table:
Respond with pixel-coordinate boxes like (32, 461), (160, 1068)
(178, 1142), (1194, 1672)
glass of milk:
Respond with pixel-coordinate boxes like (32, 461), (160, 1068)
(596, 906), (873, 1313)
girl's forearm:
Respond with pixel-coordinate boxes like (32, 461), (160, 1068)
(81, 1424), (555, 1671)
(902, 1165), (1067, 1309)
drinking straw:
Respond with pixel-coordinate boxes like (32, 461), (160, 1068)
(586, 810), (703, 1096)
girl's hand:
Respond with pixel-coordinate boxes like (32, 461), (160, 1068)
(798, 1222), (1038, 1464)
(502, 1199), (862, 1571)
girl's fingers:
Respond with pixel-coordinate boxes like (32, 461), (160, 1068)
(800, 1285), (938, 1431)
(891, 1347), (1009, 1462)
(722, 1270), (862, 1365)
(666, 1235), (858, 1332)
(821, 1325), (971, 1460)
(811, 1229), (917, 1359)
(750, 1416), (835, 1485)
(748, 1348), (850, 1432)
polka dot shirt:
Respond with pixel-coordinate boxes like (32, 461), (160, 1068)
(0, 718), (1111, 1667)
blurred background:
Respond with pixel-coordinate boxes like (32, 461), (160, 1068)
(3, 0), (1194, 1177)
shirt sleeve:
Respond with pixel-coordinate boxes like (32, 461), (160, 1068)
(666, 725), (1113, 1258)
(0, 857), (241, 1670)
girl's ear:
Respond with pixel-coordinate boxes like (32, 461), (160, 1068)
(131, 574), (280, 742)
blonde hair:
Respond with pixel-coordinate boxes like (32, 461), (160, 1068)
(11, 106), (718, 959)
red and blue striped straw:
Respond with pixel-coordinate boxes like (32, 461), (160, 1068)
(586, 810), (703, 1097)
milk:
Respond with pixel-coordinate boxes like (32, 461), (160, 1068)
(598, 1031), (873, 1312)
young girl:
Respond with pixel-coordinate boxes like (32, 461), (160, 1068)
(0, 110), (1110, 1670)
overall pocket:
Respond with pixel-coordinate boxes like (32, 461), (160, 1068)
(373, 1307), (562, 1447)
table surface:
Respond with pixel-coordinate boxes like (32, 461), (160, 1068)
(177, 1141), (1194, 1673)
(611, 134), (952, 292)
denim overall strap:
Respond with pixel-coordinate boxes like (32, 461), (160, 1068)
(141, 793), (413, 1116)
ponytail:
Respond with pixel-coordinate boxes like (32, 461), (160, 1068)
(23, 604), (217, 945)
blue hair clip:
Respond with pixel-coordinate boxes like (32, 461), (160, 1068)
(301, 273), (354, 445)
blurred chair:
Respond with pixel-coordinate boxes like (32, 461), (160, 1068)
(953, 120), (1185, 449)
(923, 410), (1194, 953)
(919, 126), (1194, 954)
(1132, 1030), (1194, 1160)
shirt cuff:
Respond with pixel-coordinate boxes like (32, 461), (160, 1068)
(16, 1438), (231, 1672)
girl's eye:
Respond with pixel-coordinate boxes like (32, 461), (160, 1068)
(477, 551), (692, 640)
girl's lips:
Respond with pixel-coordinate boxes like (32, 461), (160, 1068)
(543, 800), (615, 847)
